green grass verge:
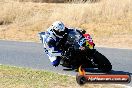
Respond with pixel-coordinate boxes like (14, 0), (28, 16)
(0, 65), (123, 88)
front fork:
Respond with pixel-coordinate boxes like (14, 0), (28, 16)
(86, 49), (98, 67)
(88, 57), (98, 67)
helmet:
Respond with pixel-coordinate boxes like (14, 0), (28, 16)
(51, 21), (65, 37)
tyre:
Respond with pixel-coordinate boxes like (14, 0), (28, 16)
(93, 51), (112, 72)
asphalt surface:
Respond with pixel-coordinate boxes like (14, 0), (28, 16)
(0, 40), (132, 87)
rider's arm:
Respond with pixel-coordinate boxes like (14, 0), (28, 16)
(41, 32), (62, 66)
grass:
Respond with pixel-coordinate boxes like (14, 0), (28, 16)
(0, 65), (124, 88)
(0, 0), (132, 49)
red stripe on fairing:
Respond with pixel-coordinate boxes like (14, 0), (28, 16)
(83, 34), (94, 45)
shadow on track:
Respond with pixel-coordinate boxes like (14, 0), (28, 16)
(85, 68), (132, 75)
(63, 68), (132, 76)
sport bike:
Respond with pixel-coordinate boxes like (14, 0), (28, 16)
(39, 30), (112, 72)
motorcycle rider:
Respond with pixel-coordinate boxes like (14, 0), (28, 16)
(39, 21), (87, 67)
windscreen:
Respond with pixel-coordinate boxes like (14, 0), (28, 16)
(67, 30), (83, 49)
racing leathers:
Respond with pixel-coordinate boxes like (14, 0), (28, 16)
(39, 27), (85, 67)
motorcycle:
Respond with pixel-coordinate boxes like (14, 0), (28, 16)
(39, 29), (112, 73)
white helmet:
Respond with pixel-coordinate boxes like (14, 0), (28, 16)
(51, 21), (65, 37)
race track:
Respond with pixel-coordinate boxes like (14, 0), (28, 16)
(0, 40), (132, 87)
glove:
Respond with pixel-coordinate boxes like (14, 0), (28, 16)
(79, 46), (85, 50)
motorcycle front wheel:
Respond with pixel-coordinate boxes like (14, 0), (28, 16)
(93, 50), (112, 73)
